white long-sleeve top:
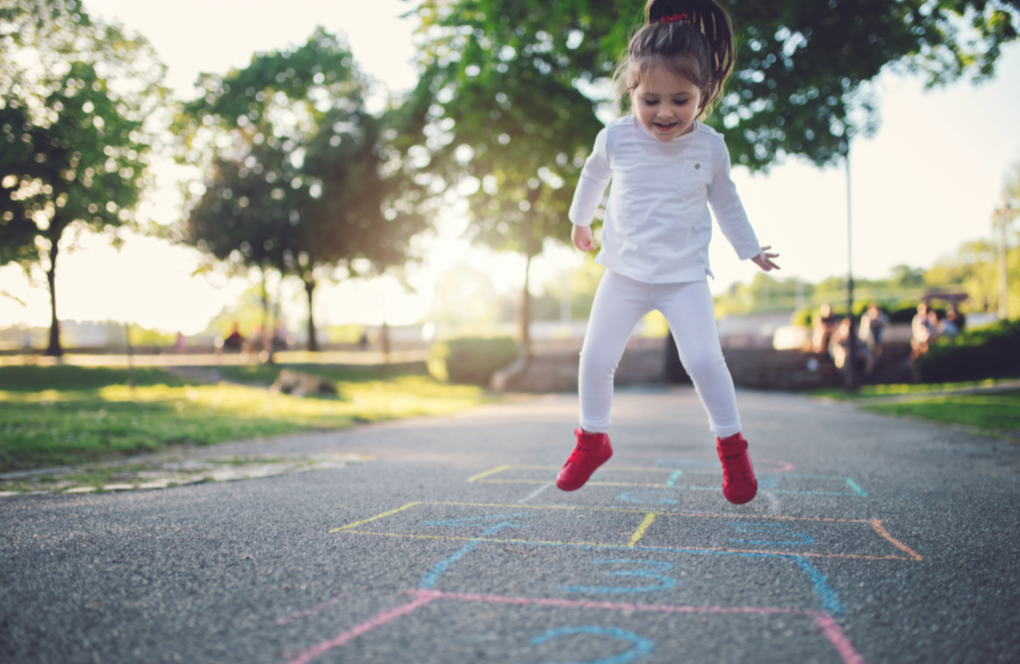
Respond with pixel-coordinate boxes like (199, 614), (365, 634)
(568, 115), (761, 284)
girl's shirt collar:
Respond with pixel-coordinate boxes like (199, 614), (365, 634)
(634, 117), (701, 143)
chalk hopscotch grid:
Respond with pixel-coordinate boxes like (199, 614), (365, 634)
(468, 464), (868, 497)
(283, 590), (865, 664)
(313, 473), (914, 664)
(334, 502), (855, 616)
(331, 501), (922, 562)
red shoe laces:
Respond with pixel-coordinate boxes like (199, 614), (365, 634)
(568, 443), (598, 465)
(721, 452), (751, 476)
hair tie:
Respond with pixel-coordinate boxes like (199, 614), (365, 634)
(660, 13), (688, 23)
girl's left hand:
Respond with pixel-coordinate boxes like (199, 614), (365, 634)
(752, 246), (780, 271)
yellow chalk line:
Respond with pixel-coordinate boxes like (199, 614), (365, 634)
(328, 502), (421, 533)
(340, 530), (916, 561)
(628, 513), (657, 547)
(477, 479), (675, 488)
(434, 501), (672, 516)
(467, 465), (510, 482)
(494, 465), (677, 473)
(430, 501), (870, 523)
(328, 501), (916, 561)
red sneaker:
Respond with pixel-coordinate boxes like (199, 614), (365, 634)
(716, 432), (757, 504)
(556, 429), (613, 492)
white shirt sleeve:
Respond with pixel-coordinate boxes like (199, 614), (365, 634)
(568, 128), (612, 228)
(707, 143), (761, 261)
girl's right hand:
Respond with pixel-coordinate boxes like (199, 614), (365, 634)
(752, 246), (780, 271)
(572, 224), (596, 252)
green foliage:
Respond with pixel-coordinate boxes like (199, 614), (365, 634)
(201, 284), (273, 338)
(862, 390), (1020, 435)
(923, 161), (1020, 318)
(430, 263), (509, 326)
(409, 0), (1017, 173)
(916, 319), (1020, 382)
(532, 260), (606, 322)
(413, 3), (604, 258)
(173, 27), (433, 349)
(791, 300), (922, 326)
(411, 1), (609, 348)
(0, 365), (187, 391)
(0, 364), (488, 472)
(790, 308), (813, 326)
(887, 304), (921, 324)
(0, 2), (166, 355)
(720, 258), (962, 320)
(811, 377), (1016, 399)
(428, 336), (519, 385)
(127, 324), (177, 347)
(410, 1), (1016, 345)
(326, 324), (368, 345)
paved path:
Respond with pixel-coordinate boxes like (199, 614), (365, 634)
(2, 387), (1019, 663)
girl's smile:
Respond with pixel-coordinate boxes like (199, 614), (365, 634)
(632, 67), (702, 142)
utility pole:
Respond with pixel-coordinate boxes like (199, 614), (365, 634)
(844, 143), (856, 391)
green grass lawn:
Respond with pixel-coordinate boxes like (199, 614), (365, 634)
(809, 378), (1016, 401)
(859, 390), (1020, 435)
(0, 364), (491, 473)
(810, 379), (1020, 437)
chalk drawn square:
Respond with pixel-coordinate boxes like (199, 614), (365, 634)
(468, 464), (868, 497)
(333, 502), (920, 563)
(285, 591), (862, 664)
(423, 544), (822, 611)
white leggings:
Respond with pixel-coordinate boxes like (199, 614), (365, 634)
(579, 270), (741, 437)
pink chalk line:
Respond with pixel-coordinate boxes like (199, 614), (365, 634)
(275, 592), (350, 626)
(283, 593), (437, 664)
(284, 589), (864, 664)
(757, 458), (796, 473)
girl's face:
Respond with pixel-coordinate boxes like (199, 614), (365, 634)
(631, 66), (702, 142)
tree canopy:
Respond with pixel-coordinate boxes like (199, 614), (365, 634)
(173, 28), (434, 349)
(408, 0), (1018, 348)
(413, 0), (1018, 169)
(0, 0), (166, 355)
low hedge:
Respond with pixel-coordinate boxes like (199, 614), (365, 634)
(428, 336), (519, 386)
(791, 302), (929, 327)
(916, 319), (1020, 383)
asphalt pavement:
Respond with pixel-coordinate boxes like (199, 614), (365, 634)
(2, 386), (1019, 664)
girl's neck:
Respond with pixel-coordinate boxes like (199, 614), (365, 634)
(635, 116), (699, 142)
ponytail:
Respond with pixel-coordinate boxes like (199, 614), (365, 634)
(615, 0), (736, 117)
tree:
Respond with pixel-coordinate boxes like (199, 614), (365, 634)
(0, 1), (166, 356)
(414, 0), (1018, 168)
(409, 0), (1018, 348)
(889, 264), (927, 289)
(174, 28), (432, 351)
(411, 3), (605, 354)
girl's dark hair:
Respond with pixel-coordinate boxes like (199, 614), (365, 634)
(615, 0), (736, 118)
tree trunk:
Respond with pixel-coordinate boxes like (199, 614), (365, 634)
(519, 253), (533, 358)
(380, 321), (390, 362)
(260, 264), (273, 364)
(304, 277), (318, 352)
(45, 234), (62, 357)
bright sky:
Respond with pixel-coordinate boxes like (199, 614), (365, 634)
(2, 0), (1019, 334)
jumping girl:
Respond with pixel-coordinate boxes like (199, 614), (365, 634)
(556, 0), (780, 504)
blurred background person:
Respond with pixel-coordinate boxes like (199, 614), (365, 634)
(812, 303), (841, 354)
(859, 302), (889, 357)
